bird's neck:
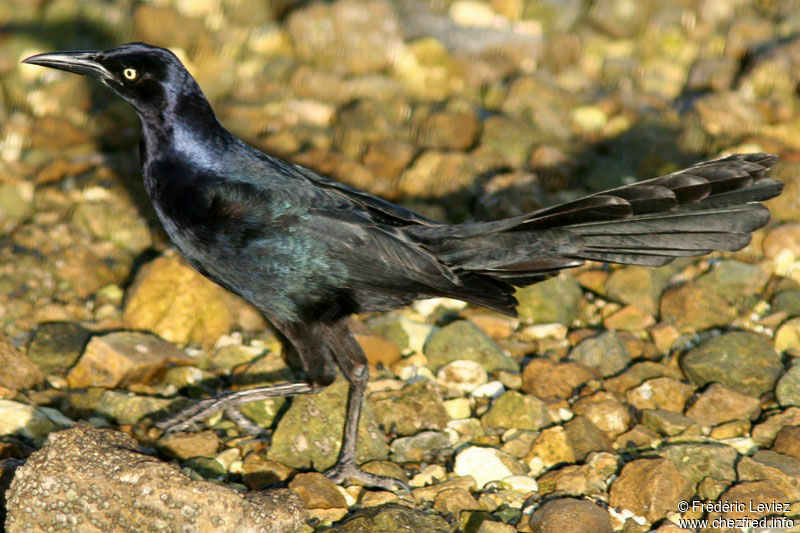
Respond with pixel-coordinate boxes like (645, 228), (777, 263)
(139, 92), (232, 167)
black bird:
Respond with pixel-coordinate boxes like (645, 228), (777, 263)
(24, 43), (783, 491)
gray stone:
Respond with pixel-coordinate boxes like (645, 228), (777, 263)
(424, 320), (518, 373)
(568, 331), (632, 378)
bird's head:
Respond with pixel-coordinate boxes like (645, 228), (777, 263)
(23, 42), (200, 120)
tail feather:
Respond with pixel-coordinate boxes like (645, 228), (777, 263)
(430, 153), (783, 314)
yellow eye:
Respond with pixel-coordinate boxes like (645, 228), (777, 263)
(123, 68), (138, 80)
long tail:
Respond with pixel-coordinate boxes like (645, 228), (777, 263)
(411, 153), (783, 315)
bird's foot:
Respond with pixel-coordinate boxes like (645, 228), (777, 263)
(324, 460), (411, 494)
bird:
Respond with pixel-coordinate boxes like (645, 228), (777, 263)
(23, 42), (783, 491)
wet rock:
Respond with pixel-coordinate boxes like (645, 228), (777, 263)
(268, 377), (387, 470)
(522, 358), (596, 400)
(516, 275), (582, 325)
(5, 424), (307, 532)
(625, 377), (694, 413)
(158, 430), (220, 460)
(66, 331), (191, 389)
(776, 363), (800, 407)
(327, 503), (449, 533)
(572, 391), (631, 438)
(481, 390), (549, 432)
(608, 458), (692, 522)
(0, 334), (42, 395)
(287, 0), (402, 75)
(436, 359), (488, 397)
(241, 454), (295, 490)
(424, 320), (518, 373)
(660, 282), (738, 333)
(26, 322), (91, 376)
(530, 498), (613, 533)
(389, 430), (452, 463)
(681, 332), (781, 397)
(568, 331), (632, 377)
(737, 450), (800, 501)
(123, 254), (234, 347)
(453, 446), (526, 488)
(370, 380), (449, 435)
(660, 443), (737, 485)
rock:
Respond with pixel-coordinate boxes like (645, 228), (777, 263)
(26, 321), (91, 376)
(453, 446), (526, 488)
(602, 305), (655, 332)
(76, 389), (172, 425)
(436, 360), (488, 397)
(525, 426), (575, 471)
(370, 380), (449, 436)
(572, 391), (631, 438)
(772, 426), (800, 459)
(417, 109), (479, 151)
(659, 443), (738, 485)
(362, 139), (417, 182)
(389, 430), (452, 463)
(737, 450), (800, 501)
(660, 282), (738, 333)
(625, 377), (694, 413)
(516, 275), (582, 325)
(686, 57), (737, 92)
(608, 458), (692, 522)
(0, 400), (65, 444)
(287, 0), (402, 75)
(775, 318), (800, 353)
(5, 424), (307, 532)
(231, 352), (295, 428)
(327, 503), (450, 532)
(712, 480), (788, 521)
(424, 320), (518, 373)
(530, 498), (613, 533)
(411, 475), (477, 503)
(603, 362), (681, 397)
(481, 390), (549, 432)
(695, 260), (769, 306)
(396, 150), (482, 199)
(350, 320), (402, 369)
(369, 316), (436, 355)
(681, 331), (781, 397)
(648, 323), (680, 354)
(123, 254), (234, 347)
(267, 377), (387, 470)
(752, 407), (800, 447)
(564, 416), (613, 460)
(0, 181), (34, 233)
(158, 430), (220, 461)
(776, 364), (800, 407)
(288, 472), (346, 510)
(0, 334), (42, 395)
(292, 149), (378, 195)
(480, 115), (541, 168)
(432, 487), (482, 515)
(391, 38), (466, 101)
(66, 331), (191, 389)
(763, 224), (800, 259)
(522, 358), (596, 400)
(568, 331), (632, 378)
(640, 409), (700, 436)
(241, 454), (295, 490)
(71, 200), (152, 254)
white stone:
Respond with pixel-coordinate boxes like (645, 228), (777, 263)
(454, 446), (524, 488)
(437, 360), (488, 397)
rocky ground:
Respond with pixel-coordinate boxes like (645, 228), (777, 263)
(2, 0), (800, 531)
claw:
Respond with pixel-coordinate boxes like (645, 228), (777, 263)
(324, 461), (411, 494)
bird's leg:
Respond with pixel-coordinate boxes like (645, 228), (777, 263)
(156, 381), (324, 433)
(158, 320), (337, 434)
(322, 320), (411, 493)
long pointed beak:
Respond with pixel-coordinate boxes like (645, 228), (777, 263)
(22, 50), (111, 79)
